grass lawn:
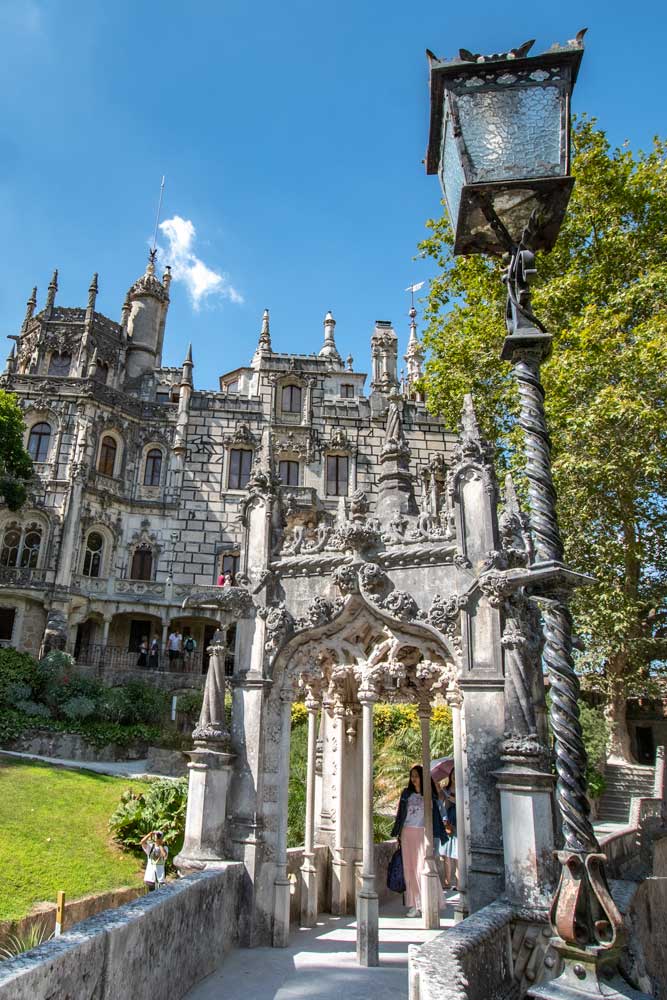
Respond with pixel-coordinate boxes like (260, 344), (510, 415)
(0, 759), (150, 921)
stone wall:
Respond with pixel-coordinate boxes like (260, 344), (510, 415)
(0, 865), (244, 1000)
(408, 900), (515, 1000)
(5, 732), (149, 761)
(0, 887), (143, 953)
(75, 664), (205, 693)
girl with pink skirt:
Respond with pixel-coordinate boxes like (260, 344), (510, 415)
(391, 765), (447, 917)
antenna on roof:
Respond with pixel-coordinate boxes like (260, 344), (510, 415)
(151, 176), (166, 254)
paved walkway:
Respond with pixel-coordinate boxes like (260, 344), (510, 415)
(185, 894), (458, 1000)
(0, 748), (153, 778)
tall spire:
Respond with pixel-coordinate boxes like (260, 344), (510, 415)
(45, 270), (58, 313)
(252, 309), (272, 367)
(319, 310), (342, 366)
(404, 301), (425, 399)
(21, 287), (37, 332)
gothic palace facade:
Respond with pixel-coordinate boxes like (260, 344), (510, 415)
(0, 253), (455, 671)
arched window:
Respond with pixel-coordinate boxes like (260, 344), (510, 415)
(144, 449), (162, 486)
(281, 385), (302, 414)
(48, 353), (71, 377)
(20, 527), (42, 568)
(0, 526), (21, 567)
(130, 546), (153, 581)
(98, 436), (117, 477)
(83, 532), (104, 578)
(28, 422), (51, 463)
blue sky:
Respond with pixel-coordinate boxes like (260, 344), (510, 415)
(0, 1), (662, 389)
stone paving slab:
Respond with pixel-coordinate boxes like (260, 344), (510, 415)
(185, 895), (458, 1000)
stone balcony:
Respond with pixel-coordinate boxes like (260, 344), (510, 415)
(69, 575), (193, 603)
(0, 565), (50, 589)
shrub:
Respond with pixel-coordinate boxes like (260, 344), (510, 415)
(61, 695), (97, 721)
(4, 681), (32, 708)
(0, 923), (53, 959)
(99, 682), (167, 726)
(40, 650), (75, 672)
(109, 778), (188, 862)
(15, 700), (51, 719)
(174, 690), (203, 723)
(0, 649), (42, 706)
(290, 702), (307, 728)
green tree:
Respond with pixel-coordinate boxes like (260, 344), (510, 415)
(419, 117), (667, 762)
(0, 388), (33, 510)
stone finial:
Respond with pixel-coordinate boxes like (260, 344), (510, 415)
(5, 343), (16, 374)
(126, 250), (169, 304)
(181, 343), (194, 384)
(163, 265), (172, 293)
(87, 347), (99, 378)
(319, 310), (343, 366)
(22, 287), (37, 331)
(120, 292), (131, 330)
(45, 269), (58, 312)
(346, 353), (353, 371)
(88, 273), (99, 310)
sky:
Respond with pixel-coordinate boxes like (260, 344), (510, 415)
(0, 0), (663, 389)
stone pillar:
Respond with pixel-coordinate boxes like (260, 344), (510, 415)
(419, 702), (441, 929)
(176, 635), (235, 871)
(447, 684), (469, 921)
(331, 701), (361, 915)
(300, 691), (319, 927)
(493, 741), (556, 912)
(273, 694), (294, 947)
(357, 691), (379, 967)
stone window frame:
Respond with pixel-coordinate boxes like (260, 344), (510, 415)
(278, 458), (300, 488)
(325, 452), (351, 497)
(79, 525), (113, 579)
(26, 419), (53, 464)
(141, 443), (165, 488)
(340, 383), (355, 399)
(226, 447), (255, 492)
(274, 373), (311, 427)
(129, 543), (155, 582)
(95, 429), (123, 479)
(0, 515), (47, 570)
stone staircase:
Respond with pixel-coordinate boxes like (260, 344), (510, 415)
(598, 762), (656, 823)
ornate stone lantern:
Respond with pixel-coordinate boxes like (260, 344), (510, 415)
(425, 36), (583, 255)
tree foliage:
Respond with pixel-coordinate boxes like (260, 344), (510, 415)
(419, 118), (667, 757)
(0, 388), (33, 510)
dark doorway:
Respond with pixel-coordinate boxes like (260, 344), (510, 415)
(129, 619), (151, 652)
(74, 620), (93, 658)
(635, 726), (655, 765)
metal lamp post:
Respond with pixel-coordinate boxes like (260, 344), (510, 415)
(425, 34), (649, 999)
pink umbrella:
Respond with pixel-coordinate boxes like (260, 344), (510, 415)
(431, 757), (455, 783)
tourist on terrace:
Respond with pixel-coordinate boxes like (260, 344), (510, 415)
(166, 629), (182, 668)
(439, 773), (458, 890)
(391, 765), (446, 917)
(140, 830), (168, 891)
(136, 635), (148, 668)
(148, 635), (160, 670)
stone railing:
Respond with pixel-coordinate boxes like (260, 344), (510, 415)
(0, 865), (244, 1000)
(600, 744), (666, 878)
(69, 577), (195, 602)
(0, 566), (49, 589)
(75, 643), (206, 676)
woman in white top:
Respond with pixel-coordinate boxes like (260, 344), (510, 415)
(391, 765), (446, 917)
(140, 830), (168, 891)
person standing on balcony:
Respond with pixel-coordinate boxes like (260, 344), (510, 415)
(166, 629), (182, 669)
(183, 631), (197, 671)
(136, 635), (148, 668)
(148, 635), (160, 670)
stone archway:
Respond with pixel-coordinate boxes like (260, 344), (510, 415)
(270, 577), (460, 966)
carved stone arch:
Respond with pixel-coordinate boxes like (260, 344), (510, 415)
(272, 591), (458, 706)
(78, 522), (115, 578)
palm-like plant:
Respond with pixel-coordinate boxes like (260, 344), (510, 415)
(0, 923), (53, 960)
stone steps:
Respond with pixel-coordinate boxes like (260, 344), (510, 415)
(598, 762), (656, 823)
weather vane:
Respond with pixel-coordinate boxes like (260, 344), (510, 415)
(151, 176), (166, 258)
(404, 281), (425, 311)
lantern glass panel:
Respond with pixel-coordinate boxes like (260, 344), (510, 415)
(458, 85), (563, 183)
(440, 108), (466, 237)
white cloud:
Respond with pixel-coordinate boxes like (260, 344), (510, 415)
(158, 215), (243, 310)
